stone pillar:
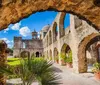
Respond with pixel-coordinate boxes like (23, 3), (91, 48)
(70, 15), (79, 73)
(0, 40), (7, 85)
(51, 28), (55, 62)
(57, 18), (62, 65)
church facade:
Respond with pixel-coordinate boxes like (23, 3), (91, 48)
(13, 30), (44, 58)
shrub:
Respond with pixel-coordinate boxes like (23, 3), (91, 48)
(92, 62), (100, 73)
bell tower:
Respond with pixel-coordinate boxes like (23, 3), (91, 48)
(32, 29), (38, 39)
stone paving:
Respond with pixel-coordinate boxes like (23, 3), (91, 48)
(7, 63), (100, 85)
(53, 63), (100, 85)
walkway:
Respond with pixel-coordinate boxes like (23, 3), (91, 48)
(7, 63), (100, 85)
(53, 63), (100, 85)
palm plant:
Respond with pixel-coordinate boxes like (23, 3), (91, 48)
(0, 57), (61, 85)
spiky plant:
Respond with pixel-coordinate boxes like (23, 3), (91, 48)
(0, 57), (61, 85)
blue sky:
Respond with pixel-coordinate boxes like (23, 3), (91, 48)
(0, 11), (70, 48)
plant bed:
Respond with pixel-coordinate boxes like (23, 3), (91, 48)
(55, 57), (59, 64)
(94, 71), (100, 80)
(60, 53), (66, 66)
(92, 62), (100, 80)
(56, 60), (59, 64)
(61, 60), (66, 66)
(66, 62), (73, 68)
(66, 51), (73, 68)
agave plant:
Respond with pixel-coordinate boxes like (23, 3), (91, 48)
(0, 57), (60, 85)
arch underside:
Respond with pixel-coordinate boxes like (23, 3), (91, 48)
(78, 33), (100, 73)
(0, 0), (100, 30)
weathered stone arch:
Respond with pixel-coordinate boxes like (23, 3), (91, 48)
(59, 12), (66, 37)
(49, 49), (52, 60)
(47, 35), (48, 46)
(49, 30), (52, 45)
(0, 0), (100, 31)
(54, 47), (59, 61)
(61, 43), (71, 54)
(20, 51), (30, 58)
(78, 33), (100, 73)
(35, 51), (39, 57)
(53, 22), (58, 42)
(0, 40), (7, 85)
(96, 42), (100, 62)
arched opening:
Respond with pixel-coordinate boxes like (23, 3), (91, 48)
(59, 13), (70, 38)
(22, 42), (26, 48)
(47, 35), (48, 47)
(61, 44), (71, 54)
(49, 31), (52, 45)
(78, 33), (100, 73)
(49, 49), (52, 60)
(54, 47), (59, 62)
(36, 52), (39, 57)
(96, 42), (100, 62)
(61, 43), (72, 66)
(20, 51), (30, 58)
(53, 22), (58, 42)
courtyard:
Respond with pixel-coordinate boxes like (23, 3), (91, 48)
(0, 0), (100, 85)
(6, 63), (100, 85)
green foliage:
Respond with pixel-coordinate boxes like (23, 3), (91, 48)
(66, 51), (72, 63)
(7, 58), (20, 66)
(60, 53), (67, 62)
(49, 56), (52, 61)
(92, 62), (100, 73)
(55, 56), (59, 61)
(1, 57), (60, 85)
(7, 48), (13, 53)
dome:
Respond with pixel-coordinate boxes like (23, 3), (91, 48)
(42, 24), (50, 32)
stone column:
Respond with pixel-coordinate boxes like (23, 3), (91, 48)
(0, 40), (7, 85)
(70, 15), (79, 73)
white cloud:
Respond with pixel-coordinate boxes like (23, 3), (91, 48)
(4, 28), (9, 33)
(11, 22), (21, 30)
(19, 26), (31, 37)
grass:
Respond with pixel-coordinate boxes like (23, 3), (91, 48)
(7, 58), (20, 66)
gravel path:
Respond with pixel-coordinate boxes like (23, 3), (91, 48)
(53, 63), (100, 85)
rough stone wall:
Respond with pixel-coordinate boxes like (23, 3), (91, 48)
(13, 37), (43, 57)
(0, 0), (100, 30)
(43, 12), (100, 73)
(0, 40), (7, 84)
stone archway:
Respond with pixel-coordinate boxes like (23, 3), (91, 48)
(20, 51), (30, 58)
(61, 43), (72, 65)
(53, 22), (58, 42)
(49, 49), (52, 60)
(78, 33), (100, 73)
(96, 42), (100, 62)
(61, 43), (71, 55)
(54, 47), (59, 61)
(59, 12), (66, 38)
(47, 35), (48, 47)
(0, 1), (100, 31)
(49, 31), (52, 45)
(36, 52), (39, 57)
